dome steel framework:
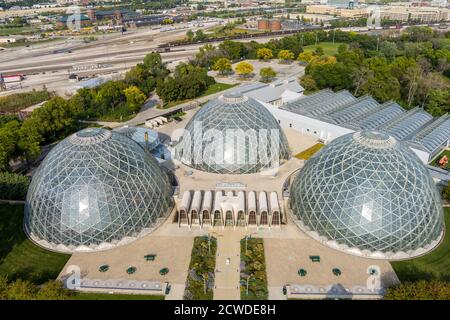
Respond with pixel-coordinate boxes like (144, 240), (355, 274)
(24, 128), (173, 253)
(175, 93), (290, 174)
(290, 131), (444, 259)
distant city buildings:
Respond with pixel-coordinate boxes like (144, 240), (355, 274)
(306, 3), (449, 22)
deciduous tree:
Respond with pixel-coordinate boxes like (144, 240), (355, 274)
(256, 48), (273, 61)
(260, 67), (277, 82)
(235, 61), (254, 78)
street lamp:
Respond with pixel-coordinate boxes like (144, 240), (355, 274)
(201, 273), (208, 295)
(245, 274), (253, 296)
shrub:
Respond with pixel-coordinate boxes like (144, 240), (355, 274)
(384, 280), (450, 300)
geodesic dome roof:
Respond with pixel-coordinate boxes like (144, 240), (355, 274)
(175, 93), (290, 174)
(24, 128), (173, 253)
(290, 131), (444, 260)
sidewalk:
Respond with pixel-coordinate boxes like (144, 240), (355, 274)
(165, 283), (185, 300)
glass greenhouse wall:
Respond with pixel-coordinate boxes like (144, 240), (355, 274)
(290, 131), (444, 259)
(24, 128), (174, 253)
(175, 93), (290, 174)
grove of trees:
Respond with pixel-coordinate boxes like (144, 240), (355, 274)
(191, 27), (449, 117)
(156, 63), (215, 103)
(0, 52), (171, 177)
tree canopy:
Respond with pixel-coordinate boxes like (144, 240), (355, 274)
(235, 61), (254, 78)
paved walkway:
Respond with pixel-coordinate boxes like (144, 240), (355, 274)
(268, 286), (286, 300)
(213, 233), (242, 300)
(101, 85), (240, 129)
(165, 284), (185, 300)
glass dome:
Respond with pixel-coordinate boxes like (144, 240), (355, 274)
(114, 126), (160, 151)
(24, 128), (174, 253)
(175, 93), (290, 174)
(290, 131), (444, 259)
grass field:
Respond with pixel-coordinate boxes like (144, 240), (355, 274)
(0, 204), (70, 284)
(206, 25), (262, 38)
(71, 292), (165, 300)
(302, 42), (343, 56)
(199, 82), (237, 97)
(0, 26), (39, 36)
(160, 82), (237, 109)
(391, 207), (450, 282)
(294, 143), (325, 160)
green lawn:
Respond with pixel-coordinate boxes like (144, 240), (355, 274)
(391, 207), (450, 282)
(303, 42), (343, 56)
(71, 292), (165, 300)
(0, 204), (70, 284)
(160, 82), (237, 109)
(199, 82), (238, 97)
(0, 27), (39, 36)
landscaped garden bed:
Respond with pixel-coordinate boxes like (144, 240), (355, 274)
(240, 237), (268, 300)
(183, 236), (217, 300)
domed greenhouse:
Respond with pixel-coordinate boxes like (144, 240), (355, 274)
(175, 93), (290, 174)
(24, 128), (174, 253)
(290, 131), (444, 259)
